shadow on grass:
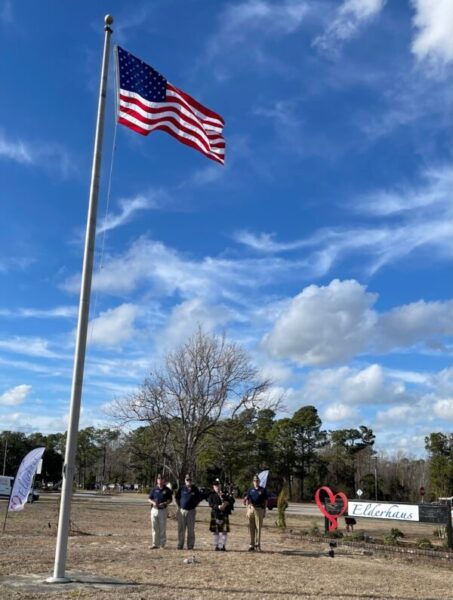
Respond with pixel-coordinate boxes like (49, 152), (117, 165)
(136, 581), (442, 600)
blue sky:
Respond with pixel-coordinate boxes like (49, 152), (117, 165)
(0, 0), (452, 456)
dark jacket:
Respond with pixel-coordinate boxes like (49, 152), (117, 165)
(149, 485), (173, 508)
(175, 485), (203, 510)
(208, 490), (234, 517)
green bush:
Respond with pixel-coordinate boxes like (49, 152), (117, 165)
(390, 528), (405, 538)
(383, 534), (397, 545)
(383, 528), (405, 546)
(276, 488), (288, 529)
(309, 524), (321, 536)
(326, 529), (344, 539)
(347, 531), (366, 542)
(417, 538), (433, 549)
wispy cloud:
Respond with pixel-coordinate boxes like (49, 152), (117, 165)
(0, 132), (32, 164)
(411, 0), (453, 71)
(97, 189), (167, 234)
(236, 165), (453, 275)
(62, 235), (298, 300)
(0, 0), (12, 25)
(88, 303), (139, 347)
(0, 384), (31, 406)
(0, 130), (74, 177)
(0, 337), (64, 359)
(313, 0), (386, 56)
(198, 0), (309, 79)
(0, 256), (35, 274)
(0, 306), (77, 319)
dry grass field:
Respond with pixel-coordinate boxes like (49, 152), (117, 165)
(1, 494), (453, 600)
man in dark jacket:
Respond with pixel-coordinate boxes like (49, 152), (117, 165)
(245, 474), (269, 551)
(148, 474), (173, 549)
(175, 474), (203, 550)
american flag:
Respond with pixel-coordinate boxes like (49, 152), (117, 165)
(116, 46), (225, 164)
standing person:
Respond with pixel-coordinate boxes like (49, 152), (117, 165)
(245, 474), (269, 551)
(208, 478), (234, 551)
(148, 474), (173, 549)
(175, 474), (203, 550)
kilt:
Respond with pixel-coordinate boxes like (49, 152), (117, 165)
(209, 511), (230, 533)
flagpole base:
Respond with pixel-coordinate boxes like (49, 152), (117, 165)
(45, 576), (72, 584)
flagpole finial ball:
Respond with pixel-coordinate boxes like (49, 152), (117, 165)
(105, 15), (114, 26)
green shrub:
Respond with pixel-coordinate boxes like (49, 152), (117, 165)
(309, 524), (321, 536)
(383, 528), (405, 546)
(276, 488), (288, 529)
(383, 534), (397, 545)
(390, 528), (405, 539)
(327, 529), (344, 539)
(417, 538), (433, 549)
(349, 531), (366, 542)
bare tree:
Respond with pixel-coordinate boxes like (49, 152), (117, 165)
(111, 329), (274, 483)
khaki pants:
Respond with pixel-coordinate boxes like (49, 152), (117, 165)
(151, 507), (168, 547)
(177, 508), (196, 549)
(248, 505), (265, 548)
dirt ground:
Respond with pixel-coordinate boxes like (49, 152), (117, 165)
(1, 495), (453, 600)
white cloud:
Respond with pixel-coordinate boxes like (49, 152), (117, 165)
(0, 407), (107, 435)
(0, 384), (32, 406)
(0, 0), (13, 24)
(324, 402), (359, 422)
(263, 279), (453, 366)
(411, 0), (453, 68)
(97, 190), (166, 234)
(237, 166), (453, 276)
(353, 166), (452, 216)
(157, 299), (237, 351)
(431, 366), (453, 397)
(376, 403), (427, 427)
(313, 0), (386, 55)
(0, 337), (61, 359)
(88, 303), (139, 347)
(377, 299), (453, 351)
(0, 132), (32, 164)
(62, 236), (298, 300)
(0, 306), (77, 319)
(262, 279), (377, 365)
(219, 0), (308, 39)
(0, 130), (73, 176)
(200, 0), (309, 78)
(258, 360), (294, 385)
(433, 398), (453, 421)
(301, 363), (409, 406)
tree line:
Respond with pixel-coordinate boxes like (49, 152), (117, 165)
(0, 330), (450, 502)
(0, 416), (441, 501)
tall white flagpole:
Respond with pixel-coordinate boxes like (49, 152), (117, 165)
(47, 14), (114, 584)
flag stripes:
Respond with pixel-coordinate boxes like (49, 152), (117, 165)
(116, 47), (225, 164)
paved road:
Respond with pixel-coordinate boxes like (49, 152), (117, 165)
(10, 491), (320, 516)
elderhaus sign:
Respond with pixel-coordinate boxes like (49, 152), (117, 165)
(348, 501), (419, 522)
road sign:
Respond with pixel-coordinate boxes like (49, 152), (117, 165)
(356, 489), (363, 497)
(419, 486), (425, 496)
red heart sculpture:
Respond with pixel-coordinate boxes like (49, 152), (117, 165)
(314, 486), (348, 532)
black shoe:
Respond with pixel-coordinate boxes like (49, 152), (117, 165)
(248, 546), (255, 551)
(220, 547), (226, 551)
(215, 546), (220, 551)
